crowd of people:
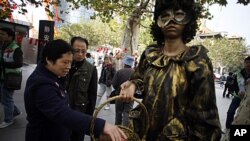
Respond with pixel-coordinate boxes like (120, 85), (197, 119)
(0, 0), (250, 141)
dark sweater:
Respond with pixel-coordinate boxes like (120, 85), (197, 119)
(24, 64), (105, 141)
(112, 67), (134, 94)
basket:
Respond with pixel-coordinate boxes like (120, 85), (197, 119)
(90, 95), (149, 141)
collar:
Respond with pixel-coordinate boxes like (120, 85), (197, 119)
(36, 63), (60, 81)
(145, 45), (208, 67)
(72, 59), (86, 69)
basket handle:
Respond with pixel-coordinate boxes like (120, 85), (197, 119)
(90, 95), (149, 141)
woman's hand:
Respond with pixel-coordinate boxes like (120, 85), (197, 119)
(119, 81), (136, 102)
(101, 122), (127, 141)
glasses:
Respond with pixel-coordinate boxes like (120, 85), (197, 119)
(73, 49), (86, 54)
(157, 9), (190, 27)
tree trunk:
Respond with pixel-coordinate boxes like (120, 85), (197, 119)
(121, 16), (140, 56)
(120, 0), (150, 56)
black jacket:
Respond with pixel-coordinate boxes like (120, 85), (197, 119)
(99, 63), (116, 87)
(24, 64), (105, 141)
(112, 67), (134, 95)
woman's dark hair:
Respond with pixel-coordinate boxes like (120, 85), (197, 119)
(151, 0), (202, 45)
(104, 55), (113, 63)
(70, 36), (89, 48)
(41, 39), (73, 65)
(229, 72), (233, 76)
(244, 56), (250, 62)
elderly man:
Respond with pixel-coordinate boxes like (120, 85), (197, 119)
(66, 37), (98, 141)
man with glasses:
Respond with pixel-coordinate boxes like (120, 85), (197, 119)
(66, 37), (98, 141)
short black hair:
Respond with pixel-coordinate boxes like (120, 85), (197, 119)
(151, 0), (202, 45)
(104, 55), (112, 61)
(70, 36), (89, 48)
(86, 52), (91, 58)
(244, 56), (250, 62)
(41, 39), (73, 65)
(0, 27), (15, 40)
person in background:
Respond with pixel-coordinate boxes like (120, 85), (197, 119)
(66, 37), (98, 141)
(24, 39), (126, 141)
(109, 52), (118, 71)
(224, 56), (250, 133)
(221, 70), (250, 141)
(86, 52), (95, 65)
(119, 0), (221, 140)
(95, 55), (116, 110)
(114, 52), (123, 71)
(112, 55), (135, 126)
(219, 74), (226, 88)
(109, 52), (114, 57)
(222, 72), (235, 98)
(0, 27), (22, 128)
(98, 56), (103, 67)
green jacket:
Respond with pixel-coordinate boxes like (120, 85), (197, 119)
(66, 59), (98, 115)
(0, 41), (23, 80)
(130, 45), (221, 141)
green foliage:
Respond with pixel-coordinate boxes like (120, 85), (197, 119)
(200, 38), (248, 71)
(56, 19), (124, 49)
(56, 17), (153, 52)
(1, 0), (249, 20)
(65, 0), (142, 23)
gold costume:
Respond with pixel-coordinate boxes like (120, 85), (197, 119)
(130, 45), (221, 141)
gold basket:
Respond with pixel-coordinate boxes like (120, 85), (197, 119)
(90, 95), (149, 141)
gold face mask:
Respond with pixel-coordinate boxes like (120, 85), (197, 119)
(157, 9), (190, 27)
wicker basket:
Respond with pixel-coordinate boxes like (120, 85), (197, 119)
(90, 95), (149, 141)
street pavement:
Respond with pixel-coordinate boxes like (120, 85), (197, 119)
(0, 64), (233, 141)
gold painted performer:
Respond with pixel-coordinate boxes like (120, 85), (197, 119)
(119, 0), (222, 140)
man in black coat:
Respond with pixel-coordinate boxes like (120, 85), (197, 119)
(112, 55), (135, 126)
(223, 72), (235, 98)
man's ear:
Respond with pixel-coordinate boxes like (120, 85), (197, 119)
(46, 57), (51, 65)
